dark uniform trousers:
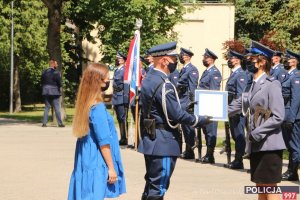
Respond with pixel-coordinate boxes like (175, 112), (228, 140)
(143, 155), (177, 197)
(226, 68), (248, 156)
(177, 64), (199, 149)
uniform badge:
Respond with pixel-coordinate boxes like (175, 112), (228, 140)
(239, 78), (244, 82)
(282, 74), (285, 77)
(174, 76), (177, 79)
(214, 76), (219, 79)
(295, 80), (300, 84)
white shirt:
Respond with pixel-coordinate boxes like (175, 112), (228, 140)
(232, 65), (241, 73)
(153, 68), (168, 76)
(253, 72), (266, 82)
(183, 62), (191, 68)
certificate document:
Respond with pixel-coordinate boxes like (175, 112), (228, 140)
(194, 90), (228, 121)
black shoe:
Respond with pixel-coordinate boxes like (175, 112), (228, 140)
(58, 124), (65, 127)
(180, 149), (195, 160)
(200, 154), (215, 164)
(119, 138), (128, 146)
(282, 162), (299, 181)
(282, 169), (291, 177)
(224, 159), (244, 169)
(282, 173), (299, 181)
(42, 124), (47, 127)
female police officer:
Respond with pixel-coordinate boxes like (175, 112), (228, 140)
(229, 41), (285, 200)
(138, 42), (211, 200)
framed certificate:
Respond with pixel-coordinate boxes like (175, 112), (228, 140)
(194, 90), (228, 121)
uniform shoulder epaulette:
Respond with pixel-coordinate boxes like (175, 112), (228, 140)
(294, 71), (300, 75)
(266, 76), (276, 82)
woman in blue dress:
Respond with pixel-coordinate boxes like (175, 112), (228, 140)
(68, 63), (126, 200)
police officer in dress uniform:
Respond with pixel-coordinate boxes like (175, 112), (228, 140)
(176, 48), (199, 159)
(138, 42), (211, 200)
(271, 51), (289, 85)
(198, 48), (222, 164)
(229, 41), (286, 200)
(281, 50), (300, 181)
(224, 50), (248, 169)
(41, 59), (65, 127)
(112, 52), (129, 145)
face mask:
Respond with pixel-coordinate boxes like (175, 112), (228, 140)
(168, 62), (177, 73)
(227, 60), (234, 69)
(144, 59), (150, 66)
(245, 60), (258, 74)
(179, 54), (184, 64)
(283, 60), (291, 70)
(101, 81), (110, 91)
(202, 60), (209, 67)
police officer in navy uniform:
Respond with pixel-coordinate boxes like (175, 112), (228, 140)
(224, 50), (248, 169)
(176, 47), (199, 159)
(281, 50), (300, 181)
(112, 52), (129, 145)
(138, 42), (211, 200)
(41, 59), (65, 127)
(198, 48), (222, 164)
(271, 51), (289, 85)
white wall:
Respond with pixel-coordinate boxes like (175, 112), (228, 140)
(174, 3), (235, 90)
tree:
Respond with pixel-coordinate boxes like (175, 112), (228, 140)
(0, 0), (48, 111)
(65, 0), (186, 64)
(235, 0), (300, 51)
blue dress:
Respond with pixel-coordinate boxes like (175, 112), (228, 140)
(68, 103), (126, 200)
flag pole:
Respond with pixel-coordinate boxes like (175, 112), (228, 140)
(135, 19), (142, 150)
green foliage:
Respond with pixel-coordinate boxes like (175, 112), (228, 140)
(65, 0), (185, 64)
(0, 0), (48, 109)
(235, 0), (300, 51)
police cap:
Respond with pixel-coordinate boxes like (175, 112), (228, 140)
(285, 49), (300, 60)
(180, 47), (194, 57)
(227, 50), (244, 60)
(148, 41), (178, 57)
(203, 48), (218, 59)
(116, 51), (127, 60)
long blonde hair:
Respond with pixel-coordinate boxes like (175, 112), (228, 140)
(72, 63), (109, 138)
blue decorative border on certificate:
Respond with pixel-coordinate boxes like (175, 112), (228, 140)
(194, 90), (228, 121)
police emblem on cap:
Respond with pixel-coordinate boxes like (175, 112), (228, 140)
(148, 41), (178, 57)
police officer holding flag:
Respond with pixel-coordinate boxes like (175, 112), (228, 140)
(138, 42), (211, 200)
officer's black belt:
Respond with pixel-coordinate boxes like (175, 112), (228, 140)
(156, 124), (174, 131)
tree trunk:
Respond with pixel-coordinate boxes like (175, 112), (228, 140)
(42, 0), (66, 120)
(13, 57), (21, 113)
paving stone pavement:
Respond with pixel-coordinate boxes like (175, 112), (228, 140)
(0, 118), (299, 200)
